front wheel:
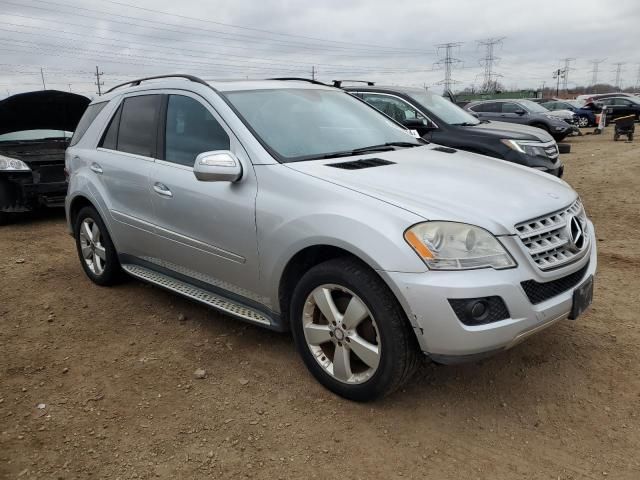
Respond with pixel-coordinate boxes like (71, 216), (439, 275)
(74, 206), (122, 286)
(290, 258), (419, 401)
(577, 116), (590, 128)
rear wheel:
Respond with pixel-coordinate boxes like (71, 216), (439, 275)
(74, 206), (122, 286)
(290, 258), (419, 401)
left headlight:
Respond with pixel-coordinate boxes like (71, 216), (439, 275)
(0, 155), (30, 171)
(404, 221), (517, 270)
(500, 139), (548, 158)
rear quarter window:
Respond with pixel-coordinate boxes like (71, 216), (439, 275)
(69, 102), (107, 147)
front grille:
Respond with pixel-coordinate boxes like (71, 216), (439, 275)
(515, 199), (589, 270)
(521, 262), (589, 305)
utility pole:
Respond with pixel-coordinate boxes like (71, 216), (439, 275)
(635, 64), (640, 90)
(589, 59), (606, 93)
(552, 68), (566, 97)
(477, 37), (505, 94)
(560, 58), (575, 92)
(95, 65), (104, 96)
(68, 83), (72, 93)
(434, 42), (463, 92)
(311, 65), (316, 81)
(40, 67), (46, 90)
(612, 62), (625, 90)
(540, 81), (546, 98)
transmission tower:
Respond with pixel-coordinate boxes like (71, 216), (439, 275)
(433, 42), (463, 92)
(477, 37), (505, 93)
(560, 58), (575, 91)
(612, 62), (625, 90)
(589, 59), (606, 87)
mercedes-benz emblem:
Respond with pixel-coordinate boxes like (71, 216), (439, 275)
(567, 216), (586, 252)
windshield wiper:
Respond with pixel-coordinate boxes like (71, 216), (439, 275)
(309, 142), (422, 160)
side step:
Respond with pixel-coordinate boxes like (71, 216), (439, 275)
(122, 264), (272, 327)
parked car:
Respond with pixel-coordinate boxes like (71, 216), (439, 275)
(595, 96), (640, 122)
(465, 99), (576, 141)
(0, 90), (90, 224)
(539, 99), (597, 127)
(339, 84), (565, 176)
(576, 92), (635, 104)
(66, 75), (596, 401)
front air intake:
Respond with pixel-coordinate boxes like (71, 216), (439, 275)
(328, 158), (395, 170)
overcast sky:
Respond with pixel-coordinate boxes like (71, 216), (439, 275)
(0, 0), (638, 99)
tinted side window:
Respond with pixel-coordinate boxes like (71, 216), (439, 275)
(69, 102), (107, 147)
(117, 95), (161, 157)
(502, 102), (521, 113)
(165, 95), (230, 167)
(471, 102), (498, 113)
(99, 104), (122, 150)
(363, 94), (425, 123)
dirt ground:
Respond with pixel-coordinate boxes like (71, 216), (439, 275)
(1, 127), (639, 480)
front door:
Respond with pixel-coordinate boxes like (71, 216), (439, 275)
(147, 93), (263, 306)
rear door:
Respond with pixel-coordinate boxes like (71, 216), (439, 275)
(469, 101), (501, 120)
(91, 93), (161, 257)
(147, 92), (262, 303)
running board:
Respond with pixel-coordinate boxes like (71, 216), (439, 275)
(122, 264), (272, 327)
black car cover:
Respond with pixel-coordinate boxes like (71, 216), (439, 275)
(0, 90), (90, 136)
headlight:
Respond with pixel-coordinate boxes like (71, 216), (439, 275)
(544, 114), (558, 120)
(0, 155), (30, 171)
(404, 222), (517, 270)
(500, 139), (548, 157)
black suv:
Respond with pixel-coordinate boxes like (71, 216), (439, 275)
(341, 84), (564, 177)
(0, 90), (89, 224)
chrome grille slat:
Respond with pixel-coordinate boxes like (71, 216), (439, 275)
(515, 199), (589, 270)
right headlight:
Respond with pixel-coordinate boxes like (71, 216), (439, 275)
(0, 155), (30, 171)
(404, 221), (517, 270)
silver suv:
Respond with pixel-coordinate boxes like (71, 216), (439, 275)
(66, 75), (597, 401)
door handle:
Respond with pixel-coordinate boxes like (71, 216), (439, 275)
(153, 182), (173, 198)
(90, 163), (103, 174)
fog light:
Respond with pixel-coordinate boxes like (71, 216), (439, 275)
(448, 296), (510, 326)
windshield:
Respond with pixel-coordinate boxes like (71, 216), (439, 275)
(407, 90), (480, 125)
(518, 100), (549, 114)
(0, 129), (72, 142)
(223, 89), (418, 162)
(564, 100), (582, 108)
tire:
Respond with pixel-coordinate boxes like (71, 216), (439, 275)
(73, 206), (122, 286)
(0, 211), (9, 226)
(290, 257), (420, 401)
(630, 133), (634, 141)
(614, 134), (619, 142)
(577, 116), (589, 128)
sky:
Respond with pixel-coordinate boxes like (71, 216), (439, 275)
(0, 0), (639, 99)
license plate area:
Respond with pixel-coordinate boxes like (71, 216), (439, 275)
(569, 275), (593, 320)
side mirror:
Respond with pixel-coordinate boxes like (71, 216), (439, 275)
(193, 151), (242, 182)
(402, 118), (428, 129)
(469, 111), (479, 118)
(514, 109), (526, 115)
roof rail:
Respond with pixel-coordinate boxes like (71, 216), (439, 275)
(332, 80), (375, 88)
(104, 74), (213, 94)
(269, 77), (329, 86)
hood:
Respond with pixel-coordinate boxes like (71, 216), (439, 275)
(0, 90), (90, 136)
(285, 146), (576, 235)
(462, 120), (554, 142)
(546, 109), (574, 120)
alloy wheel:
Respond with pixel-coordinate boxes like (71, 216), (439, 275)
(578, 116), (589, 127)
(302, 284), (381, 384)
(79, 217), (106, 275)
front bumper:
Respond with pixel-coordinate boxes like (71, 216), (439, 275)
(0, 172), (67, 212)
(382, 222), (596, 361)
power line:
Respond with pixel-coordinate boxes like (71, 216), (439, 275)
(560, 57), (575, 91)
(477, 37), (505, 93)
(589, 59), (606, 86)
(95, 66), (104, 96)
(612, 62), (625, 89)
(433, 42), (463, 91)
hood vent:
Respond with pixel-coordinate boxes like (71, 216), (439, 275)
(328, 158), (395, 170)
(432, 146), (457, 154)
